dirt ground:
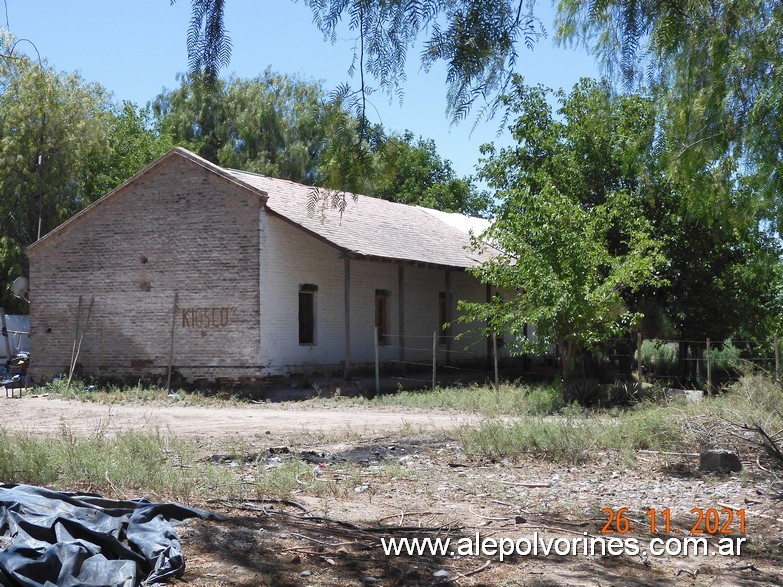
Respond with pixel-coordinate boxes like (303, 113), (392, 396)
(2, 393), (782, 586)
(0, 394), (476, 437)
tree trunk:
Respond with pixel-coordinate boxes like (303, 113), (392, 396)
(561, 339), (578, 383)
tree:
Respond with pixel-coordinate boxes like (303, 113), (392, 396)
(153, 70), (367, 187)
(464, 76), (782, 381)
(556, 0), (783, 228)
(370, 131), (490, 216)
(177, 0), (544, 125)
(152, 70), (489, 213)
(0, 34), (169, 311)
(462, 77), (665, 380)
(84, 102), (173, 199)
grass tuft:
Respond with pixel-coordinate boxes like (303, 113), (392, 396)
(0, 424), (237, 503)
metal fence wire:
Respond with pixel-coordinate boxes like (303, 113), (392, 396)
(630, 336), (780, 393)
(372, 329), (508, 393)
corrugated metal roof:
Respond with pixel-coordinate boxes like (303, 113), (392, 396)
(228, 169), (494, 269)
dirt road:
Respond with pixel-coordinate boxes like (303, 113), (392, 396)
(1, 393), (781, 586)
(0, 395), (475, 437)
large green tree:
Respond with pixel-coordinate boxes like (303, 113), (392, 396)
(152, 71), (489, 214)
(152, 70), (338, 183)
(0, 35), (169, 312)
(556, 0), (783, 227)
(462, 77), (666, 380)
(465, 77), (782, 379)
(370, 131), (489, 216)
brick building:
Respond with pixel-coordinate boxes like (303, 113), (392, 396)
(27, 148), (502, 387)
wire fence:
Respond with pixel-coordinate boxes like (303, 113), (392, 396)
(373, 329), (511, 393)
(611, 335), (781, 394)
(370, 330), (783, 395)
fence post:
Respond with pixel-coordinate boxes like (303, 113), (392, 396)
(0, 308), (12, 362)
(374, 326), (380, 397)
(432, 331), (437, 391)
(706, 337), (712, 396)
(775, 333), (780, 384)
(637, 332), (643, 384)
(493, 333), (499, 391)
(166, 292), (178, 392)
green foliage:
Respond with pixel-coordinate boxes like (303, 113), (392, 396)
(0, 34), (169, 310)
(253, 458), (313, 497)
(0, 425), (235, 502)
(186, 0), (231, 86)
(644, 213), (783, 343)
(640, 340), (678, 376)
(463, 77), (665, 378)
(460, 400), (688, 462)
(556, 0), (783, 228)
(179, 1), (544, 125)
(40, 378), (238, 406)
(152, 70), (356, 186)
(370, 130), (489, 216)
(153, 70), (489, 214)
(710, 341), (743, 375)
(459, 414), (596, 463)
(356, 382), (566, 417)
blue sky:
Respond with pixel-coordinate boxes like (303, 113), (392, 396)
(6, 0), (600, 179)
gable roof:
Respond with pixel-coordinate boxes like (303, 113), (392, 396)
(228, 170), (492, 269)
(28, 148), (494, 269)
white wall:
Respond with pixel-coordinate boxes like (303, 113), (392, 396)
(258, 209), (495, 376)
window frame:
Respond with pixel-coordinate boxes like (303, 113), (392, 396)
(375, 289), (390, 346)
(298, 284), (318, 345)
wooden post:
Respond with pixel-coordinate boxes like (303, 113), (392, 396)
(0, 308), (12, 362)
(485, 284), (492, 370)
(775, 333), (780, 384)
(432, 330), (437, 391)
(374, 326), (380, 397)
(706, 337), (712, 396)
(68, 296), (83, 384)
(67, 297), (93, 389)
(166, 292), (178, 392)
(444, 269), (452, 365)
(398, 264), (405, 374)
(493, 332), (499, 391)
(637, 332), (643, 384)
(344, 257), (351, 380)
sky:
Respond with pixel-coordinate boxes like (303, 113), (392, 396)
(5, 0), (600, 180)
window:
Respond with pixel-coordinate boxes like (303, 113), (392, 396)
(438, 291), (452, 344)
(375, 289), (390, 345)
(299, 284), (317, 344)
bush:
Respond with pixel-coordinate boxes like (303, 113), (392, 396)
(640, 340), (679, 375)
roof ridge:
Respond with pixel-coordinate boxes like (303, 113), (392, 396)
(226, 167), (487, 222)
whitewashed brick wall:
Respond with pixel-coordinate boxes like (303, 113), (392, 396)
(258, 210), (495, 376)
(28, 152), (499, 386)
(28, 156), (263, 385)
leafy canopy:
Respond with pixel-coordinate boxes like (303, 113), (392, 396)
(152, 71), (489, 216)
(0, 33), (170, 310)
(556, 0), (783, 227)
(177, 0), (544, 125)
(463, 77), (666, 375)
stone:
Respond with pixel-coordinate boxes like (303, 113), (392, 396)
(664, 388), (703, 402)
(699, 449), (742, 473)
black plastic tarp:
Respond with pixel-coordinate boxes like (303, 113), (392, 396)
(0, 484), (220, 587)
